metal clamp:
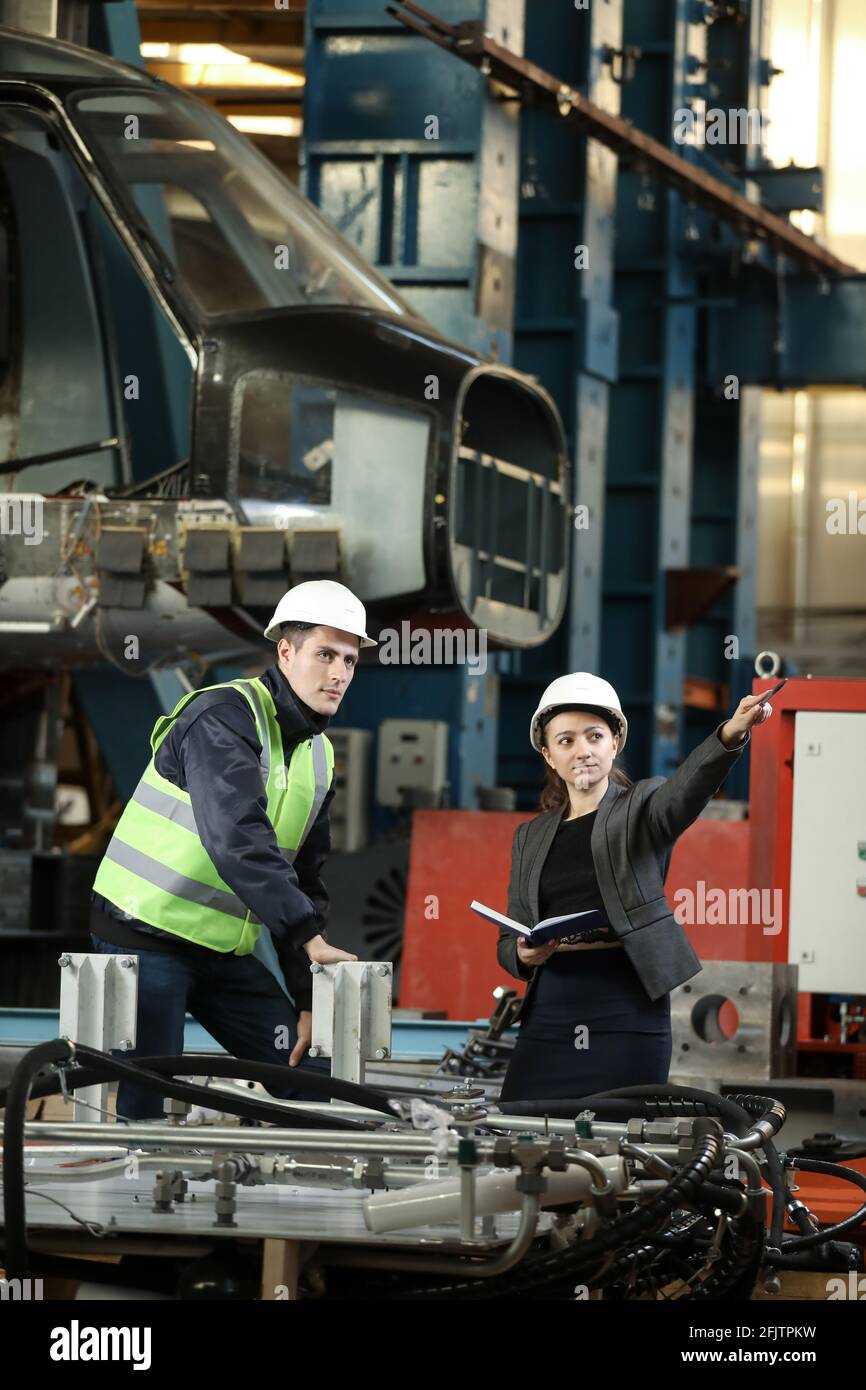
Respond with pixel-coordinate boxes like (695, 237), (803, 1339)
(310, 960), (393, 1088)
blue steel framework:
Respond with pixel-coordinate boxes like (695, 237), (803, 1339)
(504, 0), (621, 800)
(302, 0), (779, 803)
(303, 0), (526, 811)
(606, 0), (706, 780)
(684, 0), (767, 767)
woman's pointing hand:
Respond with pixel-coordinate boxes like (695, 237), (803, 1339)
(720, 694), (773, 748)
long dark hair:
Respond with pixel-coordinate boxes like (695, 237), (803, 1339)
(537, 704), (633, 812)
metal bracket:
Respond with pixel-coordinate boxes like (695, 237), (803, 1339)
(58, 952), (138, 1122)
(309, 961), (393, 1089)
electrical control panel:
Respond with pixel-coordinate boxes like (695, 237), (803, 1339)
(375, 719), (448, 808)
(788, 711), (866, 992)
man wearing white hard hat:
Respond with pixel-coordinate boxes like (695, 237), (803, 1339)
(496, 672), (773, 1103)
(90, 580), (375, 1119)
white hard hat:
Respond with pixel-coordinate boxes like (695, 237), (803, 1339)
(264, 580), (378, 647)
(530, 672), (627, 754)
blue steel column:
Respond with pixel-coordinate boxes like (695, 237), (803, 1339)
(686, 0), (768, 776)
(604, 1), (708, 777)
(569, 6), (623, 683)
(503, 0), (623, 804)
(303, 0), (525, 808)
(513, 3), (622, 673)
(303, 0), (523, 361)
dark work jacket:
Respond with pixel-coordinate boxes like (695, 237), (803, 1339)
(497, 721), (750, 1007)
(91, 664), (334, 1011)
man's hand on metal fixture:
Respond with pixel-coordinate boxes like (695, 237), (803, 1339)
(289, 1011), (312, 1066)
(302, 933), (359, 965)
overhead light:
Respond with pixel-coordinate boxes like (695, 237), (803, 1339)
(142, 41), (303, 89)
(146, 44), (250, 66)
(227, 115), (303, 138)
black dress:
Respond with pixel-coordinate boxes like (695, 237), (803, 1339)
(499, 809), (672, 1103)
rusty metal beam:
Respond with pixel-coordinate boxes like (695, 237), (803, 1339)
(387, 1), (856, 278)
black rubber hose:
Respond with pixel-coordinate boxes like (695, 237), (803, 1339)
(2, 1039), (75, 1281)
(577, 1084), (788, 1253)
(497, 1086), (756, 1135)
(717, 1091), (787, 1252)
(575, 1083), (772, 1132)
(725, 1091), (785, 1126)
(0, 1049), (396, 1119)
(128, 1054), (397, 1116)
(790, 1205), (814, 1237)
(776, 1158), (866, 1251)
(15, 1053), (375, 1132)
(766, 1241), (864, 1272)
(497, 1082), (787, 1263)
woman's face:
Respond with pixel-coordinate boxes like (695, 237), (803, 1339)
(541, 710), (620, 791)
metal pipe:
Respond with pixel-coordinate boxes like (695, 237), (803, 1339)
(325, 1193), (542, 1278)
(23, 1152), (455, 1192)
(363, 1153), (627, 1234)
(20, 1122), (684, 1165)
(459, 1163), (475, 1241)
(23, 1122), (467, 1156)
(562, 1148), (618, 1195)
(724, 1146), (769, 1197)
(483, 1114), (601, 1138)
(619, 1142), (676, 1179)
(486, 1116), (682, 1144)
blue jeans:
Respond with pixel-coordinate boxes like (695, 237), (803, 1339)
(90, 936), (330, 1120)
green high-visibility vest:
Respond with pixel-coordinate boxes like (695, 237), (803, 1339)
(92, 677), (334, 956)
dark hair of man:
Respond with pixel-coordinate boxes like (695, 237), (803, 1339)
(279, 620), (319, 651)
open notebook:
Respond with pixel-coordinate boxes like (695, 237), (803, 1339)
(469, 900), (610, 946)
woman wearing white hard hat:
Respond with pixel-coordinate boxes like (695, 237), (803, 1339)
(496, 672), (773, 1104)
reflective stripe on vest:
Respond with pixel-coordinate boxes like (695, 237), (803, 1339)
(92, 677), (333, 954)
(103, 835), (251, 920)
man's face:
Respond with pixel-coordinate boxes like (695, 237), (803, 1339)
(277, 625), (360, 715)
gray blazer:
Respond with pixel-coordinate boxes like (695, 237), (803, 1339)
(497, 721), (750, 1006)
